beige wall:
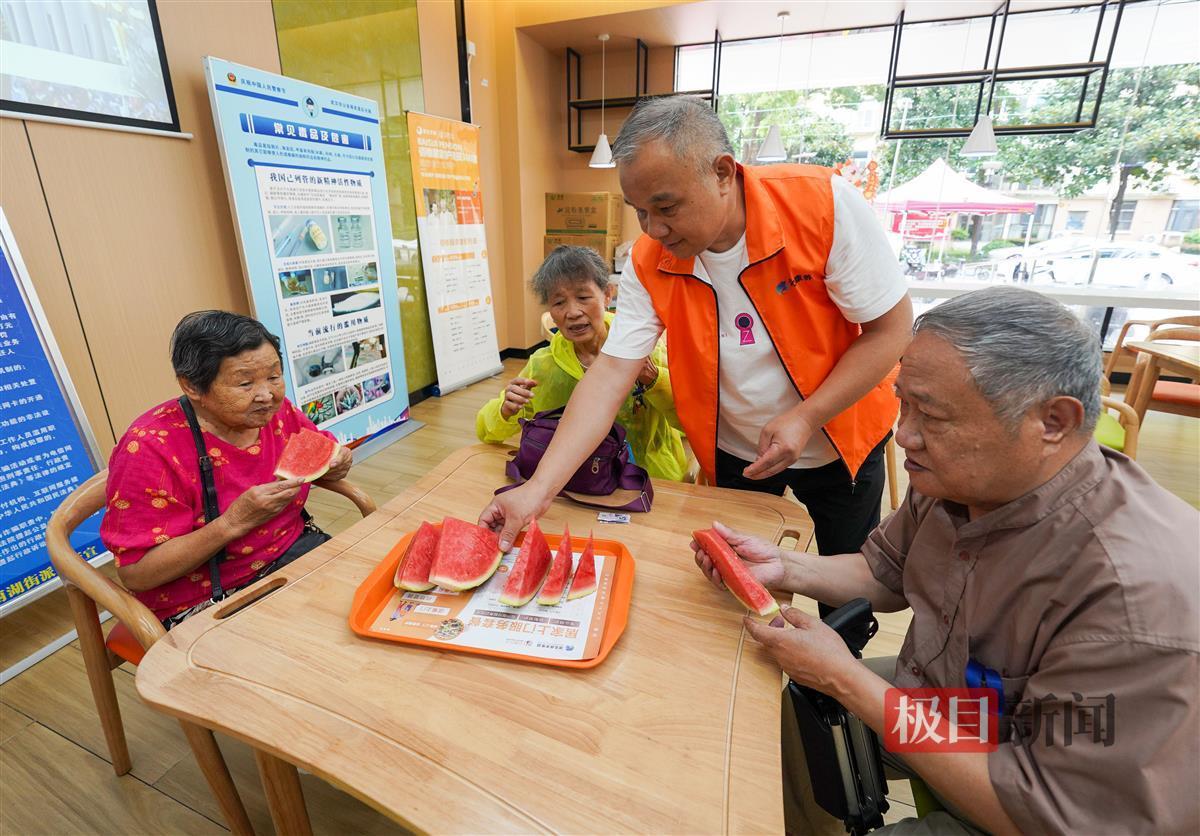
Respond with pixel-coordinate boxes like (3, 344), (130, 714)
(415, 0), (681, 350)
(0, 0), (280, 457)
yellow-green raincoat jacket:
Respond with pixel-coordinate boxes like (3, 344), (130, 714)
(476, 314), (687, 481)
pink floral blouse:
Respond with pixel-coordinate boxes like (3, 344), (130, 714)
(100, 398), (332, 621)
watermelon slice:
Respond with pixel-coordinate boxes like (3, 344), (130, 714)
(537, 524), (573, 606)
(692, 528), (779, 617)
(499, 519), (554, 607)
(275, 428), (339, 482)
(428, 517), (504, 591)
(566, 532), (597, 601)
(394, 521), (440, 591)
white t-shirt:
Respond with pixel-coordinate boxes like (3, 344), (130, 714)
(603, 175), (906, 469)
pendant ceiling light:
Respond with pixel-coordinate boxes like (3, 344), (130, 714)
(756, 11), (789, 163)
(962, 16), (1000, 157)
(589, 33), (617, 169)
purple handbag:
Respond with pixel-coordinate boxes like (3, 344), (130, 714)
(496, 408), (654, 512)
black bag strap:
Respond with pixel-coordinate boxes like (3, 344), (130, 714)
(178, 396), (227, 601)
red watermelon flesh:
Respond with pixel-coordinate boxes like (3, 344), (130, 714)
(499, 519), (554, 607)
(394, 521), (440, 591)
(428, 517), (504, 591)
(567, 532), (597, 601)
(537, 524), (573, 606)
(275, 428), (339, 482)
(693, 528), (779, 617)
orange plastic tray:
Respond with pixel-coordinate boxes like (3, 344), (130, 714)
(349, 525), (635, 668)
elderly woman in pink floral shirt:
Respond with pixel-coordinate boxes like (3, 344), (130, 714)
(100, 311), (353, 627)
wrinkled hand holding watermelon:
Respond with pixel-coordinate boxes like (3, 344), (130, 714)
(274, 428), (340, 482)
(428, 517), (504, 592)
(692, 528), (780, 618)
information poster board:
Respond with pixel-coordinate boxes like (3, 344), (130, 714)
(406, 112), (501, 393)
(204, 57), (409, 444)
(0, 210), (106, 616)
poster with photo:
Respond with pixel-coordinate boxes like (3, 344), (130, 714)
(406, 112), (501, 393)
(204, 57), (409, 444)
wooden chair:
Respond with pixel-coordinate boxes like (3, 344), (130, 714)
(540, 311), (557, 342)
(46, 470), (377, 836)
(1106, 316), (1199, 422)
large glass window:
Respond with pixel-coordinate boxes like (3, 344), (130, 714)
(678, 0), (1200, 346)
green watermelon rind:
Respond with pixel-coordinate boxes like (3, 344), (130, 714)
(274, 429), (340, 483)
(427, 517), (505, 592)
(499, 521), (554, 607)
(428, 550), (502, 592)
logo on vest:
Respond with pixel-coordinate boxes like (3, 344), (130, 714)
(734, 312), (756, 345)
(775, 274), (814, 294)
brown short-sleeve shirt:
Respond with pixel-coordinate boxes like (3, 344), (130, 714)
(862, 442), (1199, 834)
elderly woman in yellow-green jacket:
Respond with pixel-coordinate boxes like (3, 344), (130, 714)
(477, 246), (688, 481)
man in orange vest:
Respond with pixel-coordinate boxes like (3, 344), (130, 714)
(481, 96), (912, 563)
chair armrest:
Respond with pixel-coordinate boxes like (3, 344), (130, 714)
(315, 478), (377, 517)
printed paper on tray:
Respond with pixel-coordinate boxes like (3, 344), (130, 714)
(369, 546), (614, 660)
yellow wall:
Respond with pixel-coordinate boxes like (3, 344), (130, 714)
(0, 0), (280, 457)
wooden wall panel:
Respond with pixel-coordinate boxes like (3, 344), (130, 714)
(0, 120), (116, 453)
(18, 0), (281, 444)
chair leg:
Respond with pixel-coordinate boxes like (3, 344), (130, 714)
(885, 437), (900, 511)
(255, 749), (314, 836)
(65, 585), (131, 776)
(180, 722), (254, 836)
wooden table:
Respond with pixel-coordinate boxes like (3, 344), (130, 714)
(137, 445), (812, 834)
(1125, 340), (1200, 420)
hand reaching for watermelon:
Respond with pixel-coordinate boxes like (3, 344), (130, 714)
(222, 478), (306, 538)
(691, 521), (786, 592)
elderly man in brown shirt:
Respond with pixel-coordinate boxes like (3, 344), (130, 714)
(694, 286), (1199, 835)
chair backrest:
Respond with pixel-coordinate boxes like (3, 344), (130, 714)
(540, 311), (557, 342)
(46, 471), (378, 655)
(1146, 325), (1200, 344)
(46, 470), (166, 652)
(1105, 315), (1200, 379)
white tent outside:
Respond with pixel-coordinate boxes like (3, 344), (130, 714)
(874, 158), (1036, 215)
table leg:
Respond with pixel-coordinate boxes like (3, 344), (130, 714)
(254, 749), (313, 836)
(180, 722), (253, 836)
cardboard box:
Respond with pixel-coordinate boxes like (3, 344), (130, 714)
(544, 234), (619, 267)
(545, 192), (623, 235)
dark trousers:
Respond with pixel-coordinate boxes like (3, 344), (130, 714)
(715, 434), (889, 557)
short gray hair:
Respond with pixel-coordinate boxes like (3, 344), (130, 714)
(531, 246), (611, 304)
(611, 96), (734, 173)
(913, 286), (1101, 432)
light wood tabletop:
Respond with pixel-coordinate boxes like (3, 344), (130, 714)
(136, 444), (813, 834)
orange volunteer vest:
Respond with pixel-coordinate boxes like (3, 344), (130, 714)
(630, 163), (899, 484)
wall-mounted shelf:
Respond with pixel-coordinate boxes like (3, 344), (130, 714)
(566, 32), (721, 153)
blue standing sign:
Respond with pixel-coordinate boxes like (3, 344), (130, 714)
(0, 210), (105, 615)
(204, 57), (410, 445)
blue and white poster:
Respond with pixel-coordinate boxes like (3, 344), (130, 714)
(0, 210), (105, 615)
(204, 57), (409, 445)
